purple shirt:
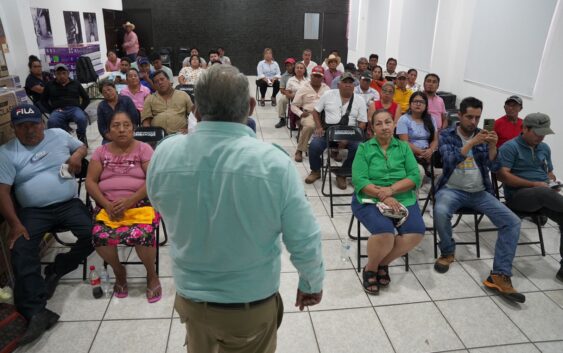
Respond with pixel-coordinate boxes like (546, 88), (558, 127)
(120, 85), (151, 112)
(427, 94), (446, 130)
(324, 69), (342, 86)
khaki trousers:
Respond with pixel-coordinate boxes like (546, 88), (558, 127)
(174, 292), (284, 353)
(297, 115), (315, 152)
(277, 95), (289, 118)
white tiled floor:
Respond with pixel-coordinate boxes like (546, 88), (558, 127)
(16, 77), (563, 352)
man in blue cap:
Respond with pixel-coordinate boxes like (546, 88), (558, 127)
(0, 103), (93, 345)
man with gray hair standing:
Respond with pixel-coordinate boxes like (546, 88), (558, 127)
(146, 64), (324, 353)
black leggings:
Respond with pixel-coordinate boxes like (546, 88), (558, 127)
(507, 186), (563, 265)
(256, 79), (280, 99)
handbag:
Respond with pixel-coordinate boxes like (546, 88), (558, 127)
(376, 202), (409, 227)
(0, 303), (27, 353)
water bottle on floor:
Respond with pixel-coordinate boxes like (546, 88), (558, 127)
(89, 265), (103, 299)
(100, 268), (111, 298)
(341, 239), (351, 262)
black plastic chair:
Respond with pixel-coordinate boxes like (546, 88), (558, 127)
(321, 125), (365, 217)
(348, 214), (409, 272)
(133, 127), (169, 247)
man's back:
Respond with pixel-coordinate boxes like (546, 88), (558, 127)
(147, 121), (323, 303)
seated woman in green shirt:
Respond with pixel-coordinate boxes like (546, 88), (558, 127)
(351, 109), (425, 295)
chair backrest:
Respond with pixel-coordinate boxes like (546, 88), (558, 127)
(134, 127), (167, 144)
(326, 125), (364, 143)
(175, 84), (195, 102)
(76, 56), (98, 84)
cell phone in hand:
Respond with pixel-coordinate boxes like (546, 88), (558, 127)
(549, 180), (562, 189)
(483, 119), (495, 132)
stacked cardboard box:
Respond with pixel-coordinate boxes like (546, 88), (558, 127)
(0, 220), (13, 288)
(0, 75), (21, 88)
(0, 86), (29, 145)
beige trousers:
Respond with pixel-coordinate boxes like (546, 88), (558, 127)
(297, 115), (316, 152)
(174, 292), (284, 353)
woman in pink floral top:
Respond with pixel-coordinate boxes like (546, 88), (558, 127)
(86, 111), (161, 303)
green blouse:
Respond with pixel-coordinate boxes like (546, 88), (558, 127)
(352, 137), (421, 206)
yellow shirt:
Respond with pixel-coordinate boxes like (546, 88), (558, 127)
(393, 87), (413, 113)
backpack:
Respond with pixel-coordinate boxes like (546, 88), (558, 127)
(0, 303), (27, 353)
(76, 56), (98, 84)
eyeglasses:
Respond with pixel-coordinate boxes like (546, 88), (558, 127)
(382, 90), (394, 94)
(411, 100), (426, 105)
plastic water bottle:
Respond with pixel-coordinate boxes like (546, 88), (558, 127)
(341, 239), (351, 262)
(89, 265), (103, 299)
(100, 268), (111, 298)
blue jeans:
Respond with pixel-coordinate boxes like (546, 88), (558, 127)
(434, 187), (521, 276)
(47, 106), (89, 135)
(308, 137), (359, 172)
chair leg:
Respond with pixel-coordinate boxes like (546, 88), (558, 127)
(83, 258), (88, 281)
(433, 212), (438, 259)
(159, 220), (168, 246)
(404, 253), (409, 272)
(347, 213), (357, 240)
(156, 227), (160, 276)
(474, 214), (481, 258)
(535, 215), (546, 256)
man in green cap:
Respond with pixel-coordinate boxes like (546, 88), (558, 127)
(498, 112), (563, 281)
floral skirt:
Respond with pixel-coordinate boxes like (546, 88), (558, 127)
(92, 199), (160, 247)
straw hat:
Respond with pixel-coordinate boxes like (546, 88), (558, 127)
(123, 21), (135, 30)
(325, 54), (341, 66)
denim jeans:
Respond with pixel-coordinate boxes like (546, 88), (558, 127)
(308, 137), (359, 172)
(47, 106), (89, 136)
(434, 187), (521, 276)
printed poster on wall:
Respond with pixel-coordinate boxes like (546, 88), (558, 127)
(63, 11), (83, 45)
(30, 8), (54, 49)
(83, 12), (99, 42)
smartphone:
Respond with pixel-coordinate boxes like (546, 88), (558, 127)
(549, 180), (562, 189)
(483, 118), (495, 132)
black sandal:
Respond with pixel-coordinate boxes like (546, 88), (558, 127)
(362, 267), (379, 295)
(377, 265), (391, 287)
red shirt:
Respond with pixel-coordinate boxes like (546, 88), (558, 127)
(494, 115), (523, 147)
(374, 100), (398, 118)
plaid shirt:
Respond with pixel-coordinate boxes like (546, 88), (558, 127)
(436, 124), (496, 194)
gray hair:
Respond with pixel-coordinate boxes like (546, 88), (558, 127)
(195, 64), (249, 123)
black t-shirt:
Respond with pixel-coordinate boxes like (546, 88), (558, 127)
(25, 72), (52, 102)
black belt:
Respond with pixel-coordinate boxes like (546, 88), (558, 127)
(205, 293), (277, 309)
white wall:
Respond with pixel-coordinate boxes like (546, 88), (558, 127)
(0, 0), (122, 82)
(349, 0), (563, 176)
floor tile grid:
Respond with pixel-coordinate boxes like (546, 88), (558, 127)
(24, 77), (563, 353)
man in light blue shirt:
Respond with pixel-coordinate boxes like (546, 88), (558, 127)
(147, 64), (324, 353)
(0, 103), (93, 345)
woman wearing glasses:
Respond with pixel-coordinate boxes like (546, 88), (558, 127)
(396, 91), (439, 176)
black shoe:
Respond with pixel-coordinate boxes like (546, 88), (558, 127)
(44, 265), (62, 300)
(19, 309), (60, 346)
(557, 265), (563, 282)
(275, 118), (286, 128)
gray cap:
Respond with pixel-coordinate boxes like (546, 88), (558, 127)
(54, 63), (69, 71)
(360, 70), (372, 80)
(340, 72), (355, 82)
(505, 95), (523, 106)
(523, 112), (554, 136)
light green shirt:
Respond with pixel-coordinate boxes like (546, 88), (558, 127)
(352, 137), (421, 206)
(146, 121), (324, 303)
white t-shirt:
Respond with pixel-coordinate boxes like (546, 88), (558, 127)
(0, 128), (83, 208)
(314, 89), (367, 126)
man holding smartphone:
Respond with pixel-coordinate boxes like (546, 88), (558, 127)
(498, 113), (563, 282)
(494, 95), (523, 147)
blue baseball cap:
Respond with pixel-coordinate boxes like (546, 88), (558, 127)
(138, 58), (150, 65)
(11, 103), (42, 125)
